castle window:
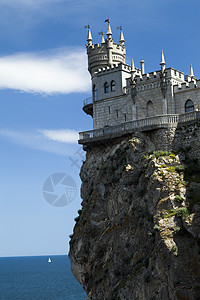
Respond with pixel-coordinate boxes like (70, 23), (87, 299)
(185, 99), (194, 113)
(93, 85), (97, 101)
(147, 100), (154, 117)
(108, 106), (110, 114)
(116, 110), (119, 118)
(124, 113), (127, 122)
(104, 82), (109, 93)
(111, 80), (116, 92)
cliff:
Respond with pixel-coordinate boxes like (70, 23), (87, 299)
(69, 122), (200, 300)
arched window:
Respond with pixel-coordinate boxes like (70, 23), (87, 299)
(111, 80), (116, 92)
(147, 100), (154, 117)
(104, 82), (109, 93)
(93, 85), (97, 101)
(185, 99), (194, 113)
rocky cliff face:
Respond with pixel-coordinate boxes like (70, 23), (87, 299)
(69, 125), (200, 300)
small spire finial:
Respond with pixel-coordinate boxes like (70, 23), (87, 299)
(160, 50), (166, 73)
(101, 33), (105, 44)
(105, 19), (112, 38)
(131, 59), (135, 72)
(98, 31), (105, 44)
(87, 25), (93, 46)
(160, 50), (166, 65)
(131, 59), (136, 82)
(119, 26), (125, 45)
(190, 64), (194, 77)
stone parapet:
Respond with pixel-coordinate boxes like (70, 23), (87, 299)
(79, 111), (200, 144)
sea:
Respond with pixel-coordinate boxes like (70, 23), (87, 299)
(0, 255), (86, 300)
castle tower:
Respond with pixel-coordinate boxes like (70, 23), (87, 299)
(84, 21), (134, 129)
(86, 20), (126, 75)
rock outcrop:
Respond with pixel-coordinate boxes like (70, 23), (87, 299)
(69, 125), (200, 300)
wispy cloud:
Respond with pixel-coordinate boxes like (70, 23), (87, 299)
(39, 129), (78, 144)
(0, 0), (63, 9)
(0, 128), (79, 156)
(0, 48), (90, 95)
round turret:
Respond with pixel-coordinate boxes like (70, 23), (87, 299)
(86, 21), (126, 75)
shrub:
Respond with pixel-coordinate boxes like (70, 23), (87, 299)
(172, 245), (178, 253)
(177, 207), (189, 221)
(164, 209), (177, 218)
(166, 166), (175, 172)
(174, 195), (183, 202)
(154, 224), (161, 231)
(174, 227), (181, 234)
(175, 165), (185, 173)
(152, 150), (171, 158)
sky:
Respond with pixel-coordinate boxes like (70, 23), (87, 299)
(1, 0), (200, 257)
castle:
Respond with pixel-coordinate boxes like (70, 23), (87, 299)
(79, 21), (200, 144)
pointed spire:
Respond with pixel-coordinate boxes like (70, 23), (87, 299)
(131, 59), (135, 72)
(131, 59), (136, 82)
(106, 20), (112, 38)
(87, 26), (93, 46)
(119, 27), (125, 45)
(190, 64), (194, 77)
(160, 50), (166, 65)
(160, 50), (166, 74)
(101, 33), (105, 44)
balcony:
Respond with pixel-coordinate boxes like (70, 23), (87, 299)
(83, 97), (93, 117)
(79, 111), (200, 144)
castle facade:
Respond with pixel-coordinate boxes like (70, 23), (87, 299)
(79, 20), (200, 143)
(81, 21), (200, 141)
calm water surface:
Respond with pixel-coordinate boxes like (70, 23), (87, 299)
(0, 255), (86, 300)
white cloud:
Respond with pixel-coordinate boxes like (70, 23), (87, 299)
(39, 129), (78, 143)
(0, 128), (79, 156)
(0, 48), (90, 95)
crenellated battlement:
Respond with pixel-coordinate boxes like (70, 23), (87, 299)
(173, 80), (200, 93)
(165, 68), (185, 80)
(87, 41), (125, 54)
(93, 63), (132, 76)
(132, 68), (185, 85)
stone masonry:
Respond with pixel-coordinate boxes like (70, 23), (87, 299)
(84, 21), (200, 132)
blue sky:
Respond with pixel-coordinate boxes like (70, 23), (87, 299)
(1, 0), (200, 257)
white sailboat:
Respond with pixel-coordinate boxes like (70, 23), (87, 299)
(48, 257), (52, 263)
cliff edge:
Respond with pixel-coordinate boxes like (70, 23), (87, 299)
(69, 124), (200, 300)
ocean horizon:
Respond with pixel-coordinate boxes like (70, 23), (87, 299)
(0, 255), (86, 300)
